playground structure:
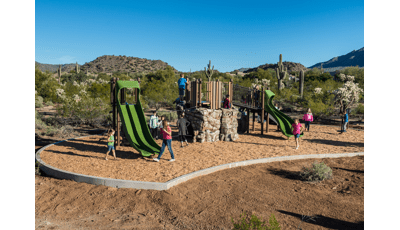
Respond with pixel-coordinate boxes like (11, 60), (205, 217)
(183, 77), (303, 138)
(109, 76), (302, 151)
(184, 78), (270, 135)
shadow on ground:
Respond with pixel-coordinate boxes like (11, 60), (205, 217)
(305, 139), (364, 148)
(277, 210), (364, 230)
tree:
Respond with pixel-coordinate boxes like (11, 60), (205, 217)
(333, 74), (363, 130)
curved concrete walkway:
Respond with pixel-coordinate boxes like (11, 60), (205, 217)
(36, 134), (364, 191)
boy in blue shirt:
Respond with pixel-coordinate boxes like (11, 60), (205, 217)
(178, 73), (187, 101)
(342, 110), (349, 132)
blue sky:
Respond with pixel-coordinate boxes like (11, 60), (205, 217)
(35, 0), (364, 72)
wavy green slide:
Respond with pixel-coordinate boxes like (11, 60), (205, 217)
(116, 81), (160, 157)
(264, 90), (303, 138)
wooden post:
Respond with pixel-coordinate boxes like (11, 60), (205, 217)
(110, 77), (116, 132)
(252, 110), (255, 131)
(247, 108), (250, 134)
(198, 78), (202, 107)
(216, 81), (219, 109)
(261, 86), (265, 135)
(116, 78), (120, 148)
(229, 79), (233, 106)
(266, 87), (270, 133)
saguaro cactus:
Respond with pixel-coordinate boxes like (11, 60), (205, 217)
(57, 64), (61, 83)
(275, 54), (287, 90)
(75, 62), (80, 73)
(204, 60), (214, 82)
(299, 69), (304, 98)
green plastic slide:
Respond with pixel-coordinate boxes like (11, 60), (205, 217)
(264, 90), (303, 138)
(116, 81), (160, 157)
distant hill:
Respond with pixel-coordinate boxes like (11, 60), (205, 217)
(35, 62), (76, 73)
(36, 55), (177, 74)
(242, 61), (309, 74)
(309, 47), (364, 69)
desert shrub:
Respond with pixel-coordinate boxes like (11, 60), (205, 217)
(231, 212), (281, 230)
(157, 111), (178, 122)
(351, 103), (364, 115)
(35, 161), (41, 176)
(35, 66), (61, 103)
(300, 161), (333, 182)
(45, 101), (54, 106)
(35, 96), (44, 108)
(35, 110), (46, 129)
(44, 125), (59, 136)
(59, 125), (76, 138)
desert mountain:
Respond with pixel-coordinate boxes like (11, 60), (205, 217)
(36, 55), (177, 74)
(308, 47), (364, 69)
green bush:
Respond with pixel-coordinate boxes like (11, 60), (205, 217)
(157, 111), (178, 122)
(45, 126), (58, 136)
(35, 110), (46, 129)
(45, 101), (54, 106)
(352, 103), (364, 115)
(300, 161), (333, 182)
(231, 212), (281, 230)
(35, 96), (44, 108)
(57, 95), (110, 127)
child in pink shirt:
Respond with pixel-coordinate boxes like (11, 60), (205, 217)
(302, 108), (313, 131)
(291, 119), (304, 150)
(153, 120), (175, 162)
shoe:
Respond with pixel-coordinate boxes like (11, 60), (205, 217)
(295, 146), (299, 150)
(186, 143), (189, 147)
(169, 159), (175, 162)
(153, 158), (159, 162)
(181, 146), (184, 148)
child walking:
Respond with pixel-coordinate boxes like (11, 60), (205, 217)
(149, 111), (159, 139)
(303, 108), (313, 131)
(105, 129), (117, 160)
(177, 113), (190, 148)
(153, 120), (175, 162)
(291, 119), (304, 150)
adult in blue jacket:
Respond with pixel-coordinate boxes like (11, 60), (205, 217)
(178, 73), (187, 101)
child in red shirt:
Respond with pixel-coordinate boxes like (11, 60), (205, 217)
(291, 119), (304, 150)
(223, 95), (231, 109)
(153, 120), (175, 162)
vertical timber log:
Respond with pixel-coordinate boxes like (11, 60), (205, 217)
(261, 86), (265, 135)
(198, 79), (202, 107)
(246, 108), (250, 133)
(116, 78), (120, 149)
(252, 110), (255, 131)
(266, 87), (270, 133)
(111, 77), (116, 132)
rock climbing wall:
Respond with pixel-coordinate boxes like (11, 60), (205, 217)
(185, 108), (239, 143)
(185, 108), (222, 143)
(220, 108), (239, 141)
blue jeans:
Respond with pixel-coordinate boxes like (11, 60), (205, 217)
(305, 121), (311, 130)
(343, 121), (348, 131)
(157, 139), (174, 160)
(107, 145), (115, 151)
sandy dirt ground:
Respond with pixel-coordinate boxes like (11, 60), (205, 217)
(36, 155), (364, 229)
(39, 123), (364, 182)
